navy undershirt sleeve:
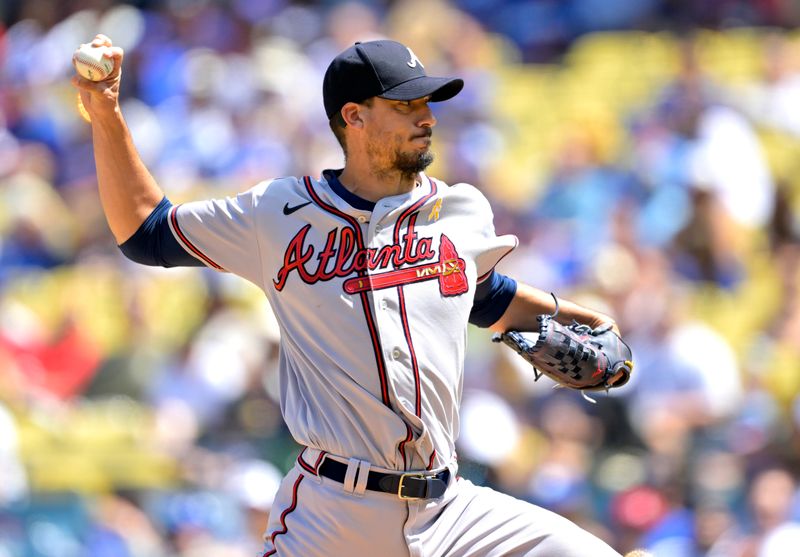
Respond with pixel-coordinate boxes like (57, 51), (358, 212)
(469, 271), (517, 328)
(118, 197), (203, 267)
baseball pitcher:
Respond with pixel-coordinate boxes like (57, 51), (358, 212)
(73, 34), (632, 557)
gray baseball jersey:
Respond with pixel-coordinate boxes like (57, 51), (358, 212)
(167, 171), (622, 556)
(169, 172), (516, 471)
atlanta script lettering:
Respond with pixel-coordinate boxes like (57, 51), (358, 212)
(273, 220), (435, 291)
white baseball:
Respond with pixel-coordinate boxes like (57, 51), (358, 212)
(73, 43), (114, 82)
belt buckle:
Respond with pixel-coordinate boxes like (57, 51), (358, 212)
(397, 473), (427, 500)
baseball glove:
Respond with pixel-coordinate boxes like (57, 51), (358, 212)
(492, 300), (633, 400)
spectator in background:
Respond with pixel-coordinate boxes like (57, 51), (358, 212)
(83, 493), (166, 557)
(529, 128), (643, 286)
(708, 467), (800, 557)
(758, 181), (800, 410)
(733, 33), (800, 138)
(670, 182), (744, 288)
(632, 35), (774, 246)
(0, 143), (75, 282)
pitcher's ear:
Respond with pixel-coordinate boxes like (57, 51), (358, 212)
(341, 102), (365, 129)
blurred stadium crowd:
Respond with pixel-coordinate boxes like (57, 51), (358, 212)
(1, 0), (800, 556)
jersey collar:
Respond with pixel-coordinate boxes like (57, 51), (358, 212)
(322, 169), (433, 212)
(324, 169), (375, 211)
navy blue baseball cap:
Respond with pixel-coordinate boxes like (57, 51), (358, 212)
(323, 40), (464, 120)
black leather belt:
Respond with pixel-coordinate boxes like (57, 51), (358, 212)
(318, 458), (450, 500)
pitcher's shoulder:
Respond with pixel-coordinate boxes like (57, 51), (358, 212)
(252, 175), (307, 196)
(234, 176), (312, 219)
(433, 179), (491, 207)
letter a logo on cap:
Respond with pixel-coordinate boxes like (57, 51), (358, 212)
(406, 47), (424, 69)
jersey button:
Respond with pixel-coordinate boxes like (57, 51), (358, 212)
(380, 300), (388, 310)
(392, 348), (401, 359)
(357, 215), (367, 223)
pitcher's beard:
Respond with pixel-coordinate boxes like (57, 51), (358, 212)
(394, 150), (434, 179)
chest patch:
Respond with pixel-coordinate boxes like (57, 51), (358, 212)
(427, 198), (442, 222)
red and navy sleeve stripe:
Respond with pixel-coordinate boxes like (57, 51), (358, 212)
(118, 196), (205, 268)
(169, 205), (225, 270)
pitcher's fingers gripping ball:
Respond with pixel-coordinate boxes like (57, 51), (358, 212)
(625, 551), (653, 557)
(71, 35), (124, 123)
(72, 42), (114, 81)
(493, 294), (633, 400)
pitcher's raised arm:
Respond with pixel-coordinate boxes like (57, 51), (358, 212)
(71, 34), (164, 244)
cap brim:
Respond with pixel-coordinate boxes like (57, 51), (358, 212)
(380, 76), (464, 103)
